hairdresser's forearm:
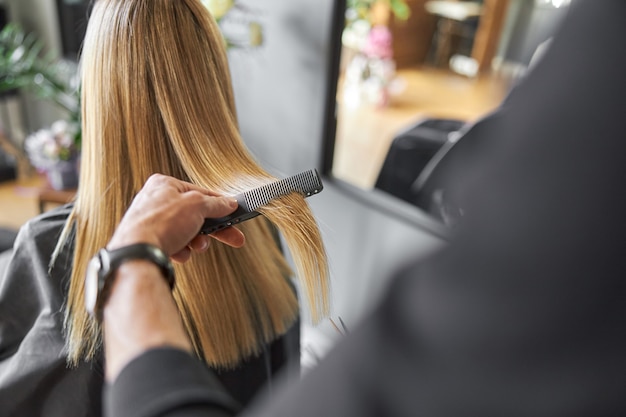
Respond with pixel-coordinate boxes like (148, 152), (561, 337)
(101, 175), (245, 415)
(103, 262), (239, 417)
(103, 260), (193, 382)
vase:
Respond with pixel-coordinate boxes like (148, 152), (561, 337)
(46, 160), (79, 190)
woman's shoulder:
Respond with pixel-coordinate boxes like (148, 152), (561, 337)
(1, 204), (75, 332)
(16, 204), (73, 247)
(0, 203), (103, 417)
(11, 204), (75, 271)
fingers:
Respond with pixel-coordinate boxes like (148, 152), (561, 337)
(171, 236), (209, 264)
(189, 192), (238, 220)
(211, 227), (246, 248)
(146, 173), (224, 198)
(171, 247), (192, 263)
(170, 228), (245, 264)
(110, 174), (246, 264)
(187, 235), (210, 252)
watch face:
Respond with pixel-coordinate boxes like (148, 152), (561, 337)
(84, 255), (102, 315)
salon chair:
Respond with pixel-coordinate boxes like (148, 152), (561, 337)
(375, 117), (466, 205)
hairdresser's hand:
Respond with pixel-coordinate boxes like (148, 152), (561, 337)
(108, 174), (245, 262)
(103, 174), (245, 382)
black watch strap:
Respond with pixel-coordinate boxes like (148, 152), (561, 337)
(93, 243), (175, 322)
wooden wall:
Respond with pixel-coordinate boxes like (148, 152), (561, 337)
(389, 0), (511, 73)
(389, 0), (438, 68)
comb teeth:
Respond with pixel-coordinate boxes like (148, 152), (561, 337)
(240, 169), (323, 211)
(199, 169), (324, 235)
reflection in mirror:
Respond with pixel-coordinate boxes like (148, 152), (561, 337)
(330, 0), (571, 219)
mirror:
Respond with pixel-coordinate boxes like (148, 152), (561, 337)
(328, 0), (572, 217)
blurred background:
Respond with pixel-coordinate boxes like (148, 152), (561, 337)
(0, 0), (572, 365)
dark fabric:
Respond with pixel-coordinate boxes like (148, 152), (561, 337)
(106, 348), (239, 417)
(0, 205), (103, 417)
(215, 317), (300, 405)
(411, 109), (507, 224)
(0, 148), (17, 183)
(108, 1), (626, 416)
(0, 227), (17, 253)
(375, 118), (466, 205)
(0, 205), (299, 416)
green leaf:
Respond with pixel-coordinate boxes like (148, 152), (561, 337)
(389, 0), (411, 20)
(0, 23), (79, 119)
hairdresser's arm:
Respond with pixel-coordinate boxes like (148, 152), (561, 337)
(102, 174), (242, 417)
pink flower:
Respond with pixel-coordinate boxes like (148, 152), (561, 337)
(362, 26), (393, 60)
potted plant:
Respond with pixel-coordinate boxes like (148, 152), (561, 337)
(24, 119), (80, 190)
(342, 0), (410, 108)
(0, 23), (80, 185)
(0, 23), (79, 118)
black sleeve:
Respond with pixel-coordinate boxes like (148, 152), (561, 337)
(105, 348), (240, 417)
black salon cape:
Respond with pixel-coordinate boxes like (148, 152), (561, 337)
(0, 205), (299, 417)
(107, 1), (626, 416)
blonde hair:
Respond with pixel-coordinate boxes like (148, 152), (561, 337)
(63, 0), (329, 368)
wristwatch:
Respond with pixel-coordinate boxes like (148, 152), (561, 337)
(84, 243), (175, 322)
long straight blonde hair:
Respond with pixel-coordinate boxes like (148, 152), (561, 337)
(63, 0), (329, 368)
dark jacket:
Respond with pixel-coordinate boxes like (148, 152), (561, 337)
(0, 205), (299, 417)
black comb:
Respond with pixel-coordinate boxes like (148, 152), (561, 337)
(200, 169), (323, 234)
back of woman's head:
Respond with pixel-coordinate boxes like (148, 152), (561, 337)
(80, 0), (251, 193)
(64, 0), (329, 367)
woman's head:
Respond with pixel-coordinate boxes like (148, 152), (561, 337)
(80, 0), (252, 198)
(65, 0), (329, 367)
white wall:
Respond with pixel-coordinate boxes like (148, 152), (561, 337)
(310, 184), (445, 324)
(229, 0), (447, 350)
